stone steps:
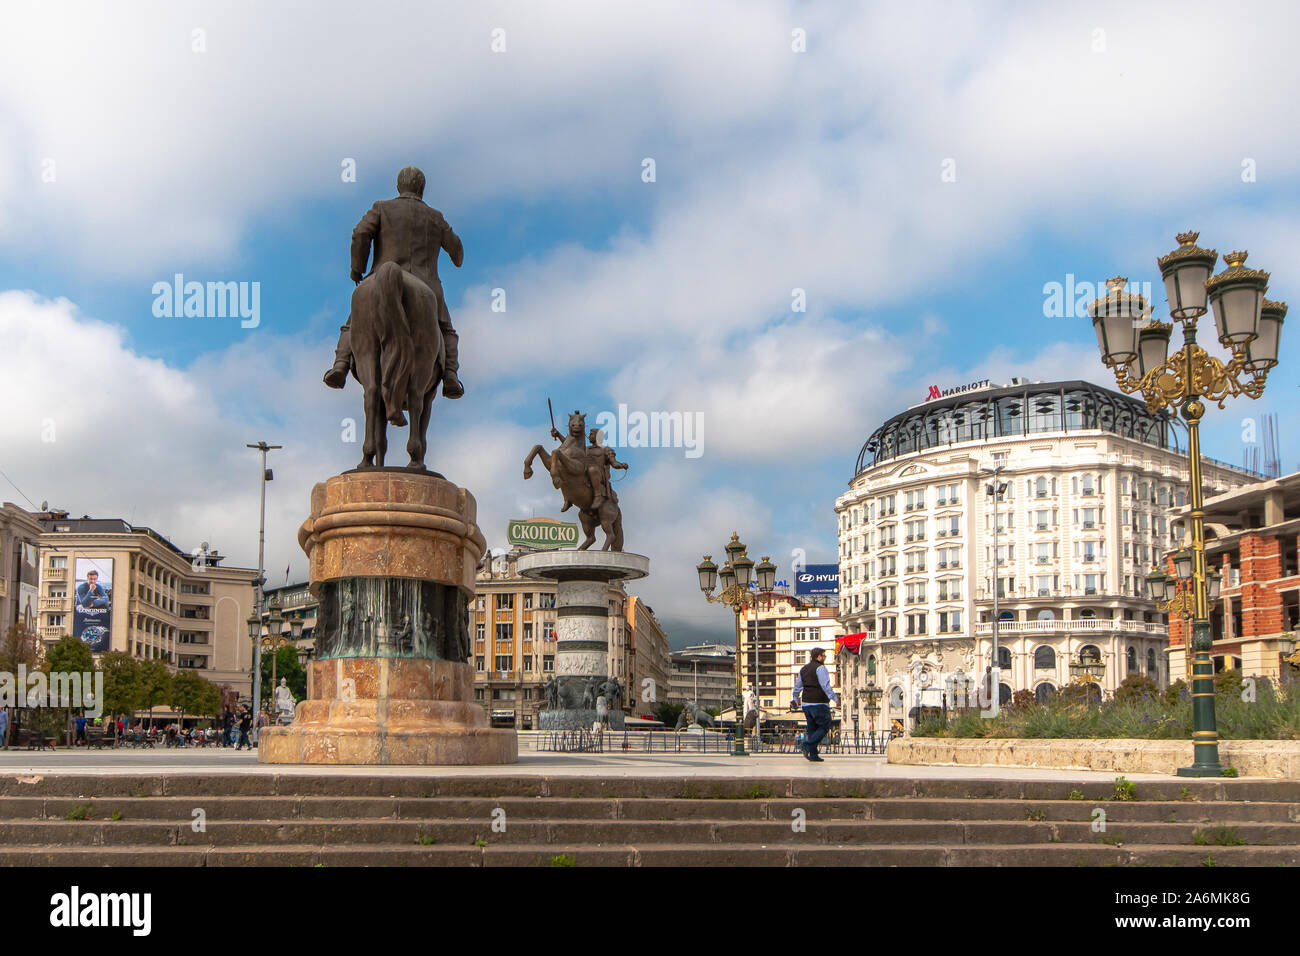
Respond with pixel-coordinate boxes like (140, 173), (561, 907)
(2, 774), (1295, 866)
(0, 843), (1294, 867)
(5, 795), (1296, 823)
(4, 774), (1298, 801)
(4, 817), (1298, 846)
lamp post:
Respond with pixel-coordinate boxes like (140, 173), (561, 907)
(697, 536), (777, 757)
(981, 466), (1008, 711)
(246, 441), (281, 717)
(1092, 232), (1285, 776)
(255, 610), (302, 709)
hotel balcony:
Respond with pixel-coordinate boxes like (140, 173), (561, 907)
(44, 567), (66, 581)
(975, 619), (1166, 636)
(39, 597), (63, 611)
(40, 626), (67, 640)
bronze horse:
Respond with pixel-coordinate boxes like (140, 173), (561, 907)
(348, 261), (444, 471)
(523, 410), (624, 551)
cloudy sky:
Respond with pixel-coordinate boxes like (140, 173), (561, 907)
(1, 1), (1296, 647)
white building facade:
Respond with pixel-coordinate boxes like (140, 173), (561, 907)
(835, 379), (1257, 733)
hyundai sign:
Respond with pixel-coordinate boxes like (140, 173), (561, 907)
(794, 564), (839, 595)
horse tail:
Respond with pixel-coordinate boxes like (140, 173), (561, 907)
(376, 261), (413, 421)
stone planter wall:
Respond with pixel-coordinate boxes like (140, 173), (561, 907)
(887, 737), (1300, 778)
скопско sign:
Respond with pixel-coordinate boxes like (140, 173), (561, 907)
(506, 519), (579, 549)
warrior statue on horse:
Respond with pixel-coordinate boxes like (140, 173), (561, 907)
(523, 406), (628, 551)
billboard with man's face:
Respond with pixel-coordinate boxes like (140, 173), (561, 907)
(73, 558), (113, 652)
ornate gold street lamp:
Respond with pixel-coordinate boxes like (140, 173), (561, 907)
(1091, 232), (1285, 776)
(697, 535), (777, 756)
(251, 609), (303, 708)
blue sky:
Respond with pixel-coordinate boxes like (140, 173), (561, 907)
(1, 1), (1297, 647)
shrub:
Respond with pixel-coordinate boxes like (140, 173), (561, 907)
(1114, 674), (1160, 703)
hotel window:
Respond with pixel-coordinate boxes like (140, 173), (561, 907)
(497, 593), (514, 612)
(905, 519), (926, 541)
(523, 592), (534, 610)
(905, 613), (927, 636)
(475, 656), (485, 672)
(475, 595), (486, 611)
(1034, 476), (1048, 498)
(523, 622), (533, 641)
(494, 654), (513, 672)
(475, 623), (485, 642)
(881, 555), (896, 576)
(495, 623), (513, 643)
(997, 576), (1015, 598)
(542, 655), (555, 672)
(879, 494), (896, 517)
(1034, 509), (1051, 530)
(938, 610), (961, 633)
(905, 552), (927, 574)
(935, 483), (960, 507)
(939, 515), (960, 537)
(937, 579), (961, 601)
(880, 616), (897, 638)
(991, 543), (1014, 565)
(1033, 575), (1053, 596)
(880, 525), (897, 547)
(523, 656), (533, 672)
(542, 621), (556, 641)
(904, 489), (925, 511)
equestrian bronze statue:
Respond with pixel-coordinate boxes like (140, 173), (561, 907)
(523, 407), (627, 551)
(323, 166), (464, 471)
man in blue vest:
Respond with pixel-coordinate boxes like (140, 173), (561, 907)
(793, 647), (838, 762)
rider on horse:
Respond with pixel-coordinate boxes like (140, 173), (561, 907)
(324, 166), (465, 404)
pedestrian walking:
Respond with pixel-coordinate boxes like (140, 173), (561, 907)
(0, 707), (8, 750)
(237, 709), (253, 750)
(792, 647), (839, 762)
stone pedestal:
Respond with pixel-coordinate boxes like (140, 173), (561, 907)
(516, 550), (650, 731)
(259, 469), (517, 765)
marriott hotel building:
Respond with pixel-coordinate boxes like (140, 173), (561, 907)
(834, 379), (1256, 730)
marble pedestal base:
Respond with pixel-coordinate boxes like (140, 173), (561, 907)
(259, 470), (515, 766)
(260, 658), (516, 765)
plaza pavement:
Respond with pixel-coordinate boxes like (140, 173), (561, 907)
(0, 747), (1182, 781)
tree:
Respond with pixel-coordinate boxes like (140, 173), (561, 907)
(194, 678), (221, 721)
(167, 670), (207, 727)
(99, 651), (144, 720)
(137, 659), (173, 727)
(0, 621), (41, 673)
(44, 636), (96, 744)
(652, 701), (684, 728)
(0, 622), (43, 743)
(46, 636), (94, 676)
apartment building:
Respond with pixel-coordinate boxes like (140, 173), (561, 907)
(1167, 471), (1300, 681)
(34, 510), (258, 697)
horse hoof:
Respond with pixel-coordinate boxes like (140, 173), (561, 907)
(389, 411), (407, 426)
(404, 461), (426, 472)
